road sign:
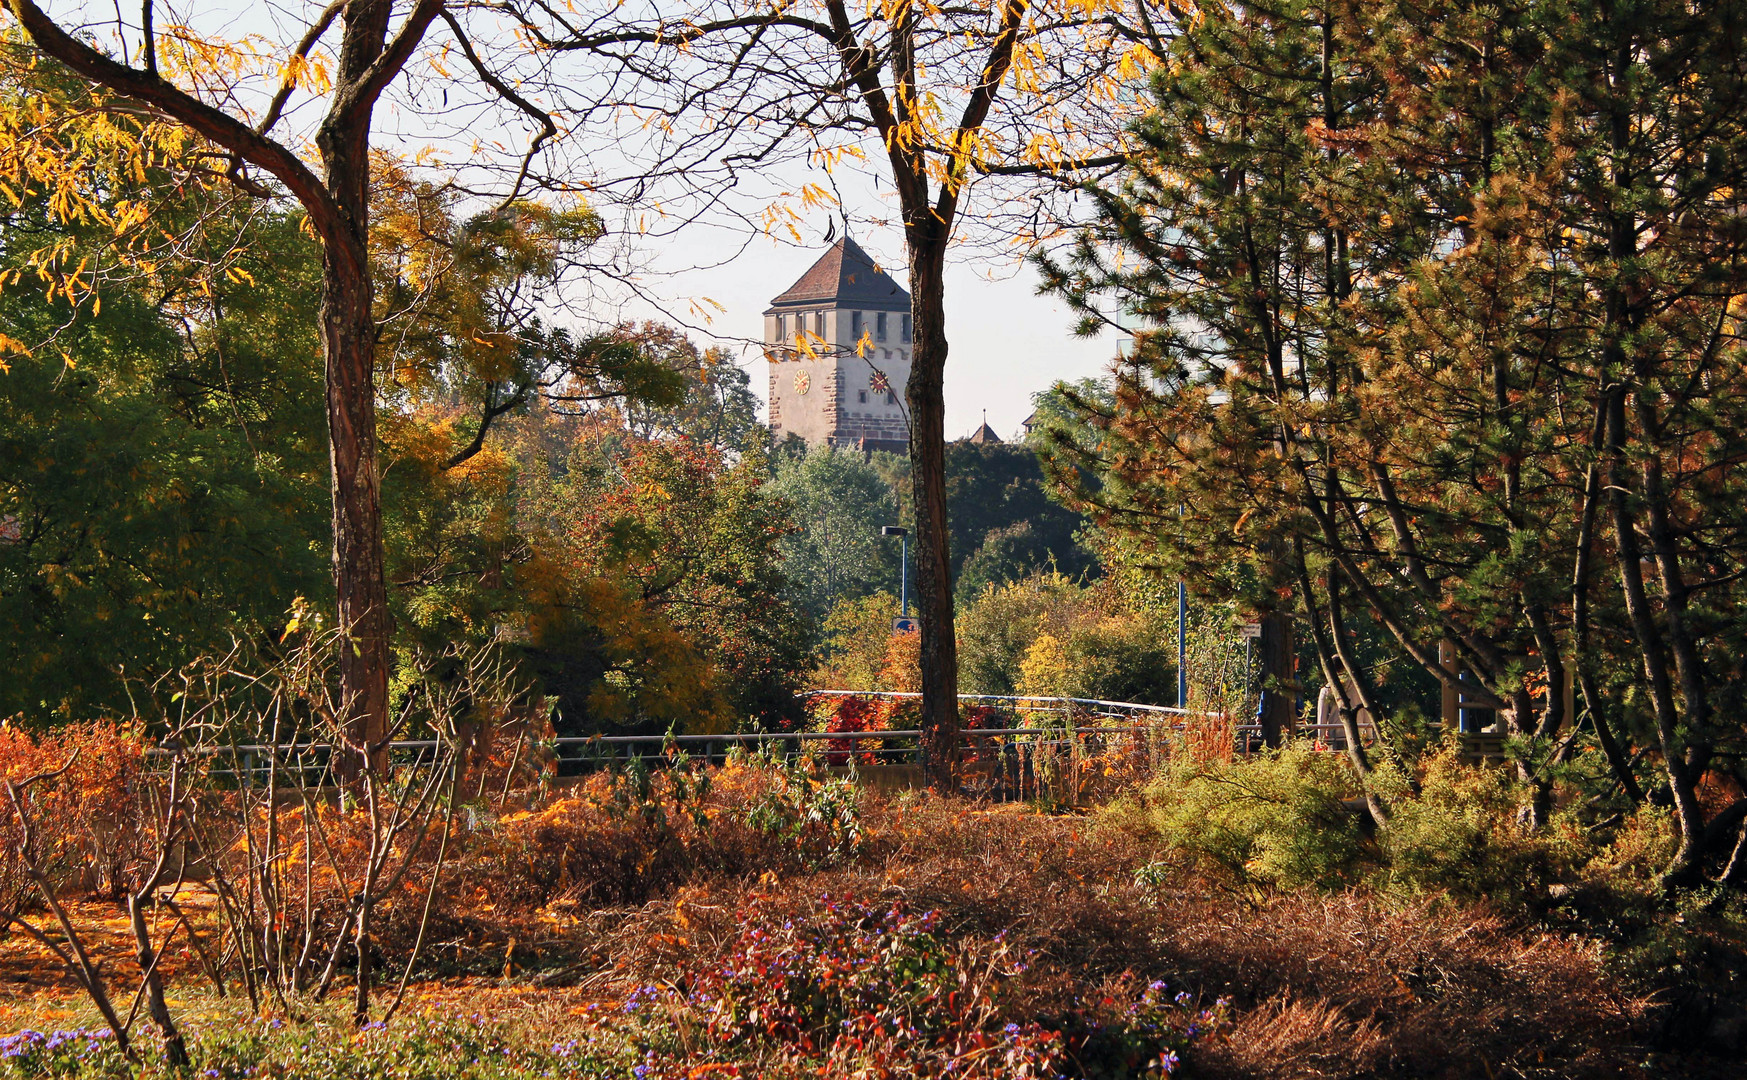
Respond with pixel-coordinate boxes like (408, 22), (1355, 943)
(1239, 621), (1263, 639)
(892, 617), (918, 634)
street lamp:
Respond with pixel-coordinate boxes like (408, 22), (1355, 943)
(880, 526), (909, 619)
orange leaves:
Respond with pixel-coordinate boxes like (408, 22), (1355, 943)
(0, 720), (147, 908)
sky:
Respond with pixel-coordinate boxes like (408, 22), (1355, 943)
(59, 0), (1127, 439)
(615, 224), (1121, 442)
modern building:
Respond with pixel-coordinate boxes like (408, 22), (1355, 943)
(765, 236), (912, 453)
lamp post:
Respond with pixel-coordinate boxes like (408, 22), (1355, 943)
(1177, 580), (1188, 710)
(881, 525), (909, 618)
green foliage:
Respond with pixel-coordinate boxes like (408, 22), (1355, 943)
(766, 443), (898, 618)
(1378, 746), (1585, 908)
(956, 572), (1177, 704)
(0, 204), (328, 723)
(1114, 742), (1688, 917)
(1041, 0), (1747, 883)
(957, 575), (1080, 696)
(529, 432), (812, 733)
(813, 590), (905, 691)
(741, 757), (863, 868)
(944, 441), (1097, 604)
(1126, 745), (1368, 893)
(622, 335), (764, 452)
(866, 441), (1096, 608)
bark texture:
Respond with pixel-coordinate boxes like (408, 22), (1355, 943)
(905, 236), (959, 788)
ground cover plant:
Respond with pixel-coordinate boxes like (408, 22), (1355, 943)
(10, 722), (1741, 1079)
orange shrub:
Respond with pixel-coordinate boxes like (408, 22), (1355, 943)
(0, 721), (146, 910)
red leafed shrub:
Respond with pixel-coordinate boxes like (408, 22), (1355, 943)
(625, 891), (1216, 1079)
(820, 695), (879, 765)
(0, 721), (147, 911)
(816, 693), (920, 765)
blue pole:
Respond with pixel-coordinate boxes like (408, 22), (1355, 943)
(900, 535), (909, 619)
(1177, 580), (1188, 709)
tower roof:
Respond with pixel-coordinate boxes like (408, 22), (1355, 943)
(968, 421), (1003, 445)
(765, 236), (911, 313)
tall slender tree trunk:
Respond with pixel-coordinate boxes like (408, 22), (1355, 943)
(318, 237), (390, 777)
(317, 1), (394, 778)
(906, 234), (959, 789)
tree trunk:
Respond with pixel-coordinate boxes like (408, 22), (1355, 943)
(317, 0), (394, 780)
(1256, 610), (1296, 748)
(1605, 379), (1707, 885)
(905, 235), (959, 789)
(320, 237), (391, 778)
(128, 892), (188, 1067)
(1293, 541), (1389, 828)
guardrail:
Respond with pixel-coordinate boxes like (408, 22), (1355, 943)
(144, 691), (1376, 796)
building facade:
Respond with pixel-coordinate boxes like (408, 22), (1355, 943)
(765, 237), (912, 453)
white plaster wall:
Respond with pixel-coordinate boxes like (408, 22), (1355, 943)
(768, 306), (914, 447)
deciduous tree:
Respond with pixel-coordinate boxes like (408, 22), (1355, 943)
(523, 0), (1188, 784)
(2, 0), (563, 774)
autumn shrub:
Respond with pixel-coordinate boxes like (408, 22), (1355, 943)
(452, 759), (864, 918)
(0, 722), (147, 913)
(1377, 744), (1582, 907)
(1115, 743), (1368, 892)
(741, 760), (862, 865)
(629, 891), (1219, 1079)
(583, 787), (1640, 1079)
(814, 694), (884, 764)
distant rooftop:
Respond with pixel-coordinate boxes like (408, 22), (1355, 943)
(765, 236), (911, 313)
(968, 421), (1003, 445)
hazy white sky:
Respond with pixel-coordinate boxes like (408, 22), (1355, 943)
(621, 224), (1120, 441)
(61, 0), (1126, 438)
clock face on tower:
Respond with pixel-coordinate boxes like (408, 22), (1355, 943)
(870, 370), (890, 393)
(793, 371), (811, 395)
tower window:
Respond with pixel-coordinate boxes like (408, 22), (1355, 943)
(813, 310), (826, 336)
(776, 313), (786, 339)
(858, 390), (868, 404)
(876, 312), (888, 341)
(851, 311), (863, 341)
(901, 314), (912, 343)
(888, 391), (898, 405)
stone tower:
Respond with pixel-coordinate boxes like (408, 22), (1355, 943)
(764, 236), (911, 453)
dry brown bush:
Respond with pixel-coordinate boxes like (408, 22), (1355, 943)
(409, 774), (1644, 1077)
(1, 748), (1667, 1076)
(0, 722), (148, 914)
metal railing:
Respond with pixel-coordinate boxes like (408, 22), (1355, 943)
(143, 692), (1377, 791)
